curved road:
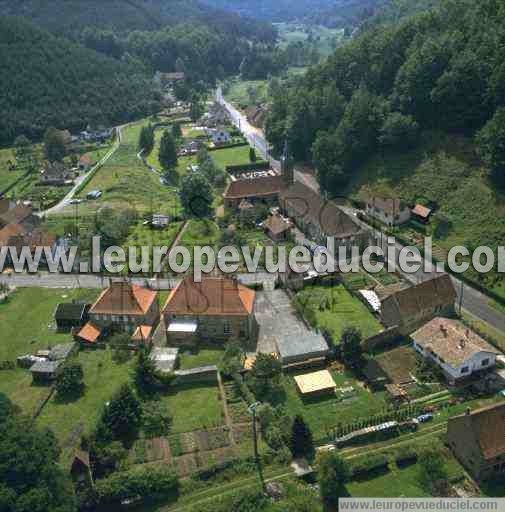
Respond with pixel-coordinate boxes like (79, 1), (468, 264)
(38, 126), (123, 216)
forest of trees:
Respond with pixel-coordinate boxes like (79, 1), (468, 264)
(266, 0), (505, 192)
(0, 0), (280, 146)
(0, 16), (161, 146)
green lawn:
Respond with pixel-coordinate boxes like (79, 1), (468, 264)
(0, 288), (100, 415)
(37, 348), (135, 465)
(278, 369), (388, 442)
(0, 147), (23, 191)
(178, 348), (224, 370)
(159, 383), (224, 434)
(179, 219), (221, 248)
(294, 284), (383, 344)
(77, 121), (181, 215)
(223, 79), (268, 109)
(211, 145), (254, 171)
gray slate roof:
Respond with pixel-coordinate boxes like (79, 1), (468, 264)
(277, 332), (329, 359)
(54, 303), (88, 321)
(49, 343), (76, 361)
(30, 360), (62, 374)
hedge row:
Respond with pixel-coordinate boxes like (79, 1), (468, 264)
(225, 161), (270, 173)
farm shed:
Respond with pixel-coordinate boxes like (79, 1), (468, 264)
(294, 370), (336, 396)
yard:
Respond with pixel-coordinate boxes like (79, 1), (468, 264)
(210, 145), (254, 171)
(0, 146), (24, 191)
(223, 79), (269, 109)
(159, 383), (224, 434)
(36, 348), (135, 465)
(294, 284), (383, 344)
(178, 348), (224, 370)
(76, 121), (180, 214)
(0, 287), (100, 415)
(278, 368), (388, 443)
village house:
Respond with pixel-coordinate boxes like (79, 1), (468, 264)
(411, 203), (433, 223)
(40, 161), (74, 186)
(412, 317), (499, 384)
(210, 127), (231, 146)
(381, 274), (456, 335)
(223, 175), (283, 210)
(78, 154), (93, 171)
(276, 332), (330, 369)
(203, 102), (229, 127)
(163, 276), (257, 346)
(76, 281), (159, 344)
(154, 71), (185, 88)
(280, 181), (369, 254)
(0, 200), (39, 231)
(365, 196), (411, 227)
(447, 402), (505, 481)
(245, 105), (268, 129)
(262, 212), (292, 242)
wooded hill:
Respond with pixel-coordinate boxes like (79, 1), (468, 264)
(0, 16), (161, 146)
(266, 0), (505, 188)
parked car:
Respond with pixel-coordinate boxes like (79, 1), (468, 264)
(413, 413), (434, 424)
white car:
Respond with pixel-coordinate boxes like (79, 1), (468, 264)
(68, 199), (82, 205)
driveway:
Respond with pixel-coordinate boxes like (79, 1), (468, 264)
(252, 289), (313, 355)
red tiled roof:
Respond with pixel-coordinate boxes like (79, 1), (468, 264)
(366, 196), (406, 215)
(263, 214), (291, 235)
(412, 204), (432, 219)
(79, 155), (92, 164)
(132, 325), (153, 342)
(0, 223), (24, 246)
(77, 322), (102, 343)
(224, 176), (282, 200)
(0, 204), (33, 225)
(90, 281), (157, 316)
(164, 276), (255, 316)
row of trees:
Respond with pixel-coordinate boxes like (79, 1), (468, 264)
(266, 0), (505, 188)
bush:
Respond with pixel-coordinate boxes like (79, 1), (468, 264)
(348, 453), (389, 476)
(95, 465), (179, 505)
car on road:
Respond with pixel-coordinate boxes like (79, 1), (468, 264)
(86, 190), (102, 200)
(68, 199), (82, 205)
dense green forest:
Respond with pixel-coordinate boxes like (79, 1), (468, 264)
(0, 16), (161, 146)
(266, 0), (505, 186)
(0, 0), (279, 146)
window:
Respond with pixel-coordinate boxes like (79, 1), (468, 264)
(223, 321), (232, 336)
(461, 366), (470, 374)
(482, 359), (490, 367)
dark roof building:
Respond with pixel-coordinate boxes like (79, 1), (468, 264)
(448, 402), (505, 480)
(223, 176), (283, 210)
(30, 360), (63, 382)
(381, 274), (456, 335)
(54, 303), (89, 330)
(276, 332), (329, 368)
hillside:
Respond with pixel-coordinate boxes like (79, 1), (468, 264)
(0, 16), (160, 146)
(265, 0), (505, 297)
(0, 0), (275, 40)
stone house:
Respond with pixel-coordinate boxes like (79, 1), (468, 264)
(262, 212), (292, 242)
(412, 317), (500, 384)
(448, 402), (505, 481)
(163, 276), (257, 346)
(210, 128), (231, 146)
(365, 196), (411, 226)
(380, 274), (456, 335)
(78, 155), (93, 171)
(80, 281), (159, 343)
(279, 181), (369, 254)
(223, 175), (283, 211)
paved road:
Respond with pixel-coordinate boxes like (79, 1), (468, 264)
(38, 126), (123, 216)
(0, 271), (276, 290)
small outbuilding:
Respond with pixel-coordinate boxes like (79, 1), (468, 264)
(262, 213), (291, 242)
(150, 347), (180, 373)
(76, 322), (103, 345)
(411, 204), (432, 223)
(276, 332), (329, 369)
(54, 303), (89, 331)
(30, 360), (63, 382)
(294, 370), (337, 396)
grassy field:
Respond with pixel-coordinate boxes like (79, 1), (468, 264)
(178, 348), (224, 370)
(37, 348), (135, 465)
(179, 219), (221, 249)
(0, 287), (100, 415)
(223, 79), (269, 109)
(278, 369), (387, 442)
(294, 284), (383, 344)
(0, 147), (24, 191)
(275, 22), (345, 56)
(159, 383), (224, 434)
(77, 121), (181, 215)
(349, 131), (505, 299)
(210, 145), (253, 171)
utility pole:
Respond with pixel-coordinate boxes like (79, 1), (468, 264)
(248, 401), (266, 493)
(459, 280), (464, 316)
